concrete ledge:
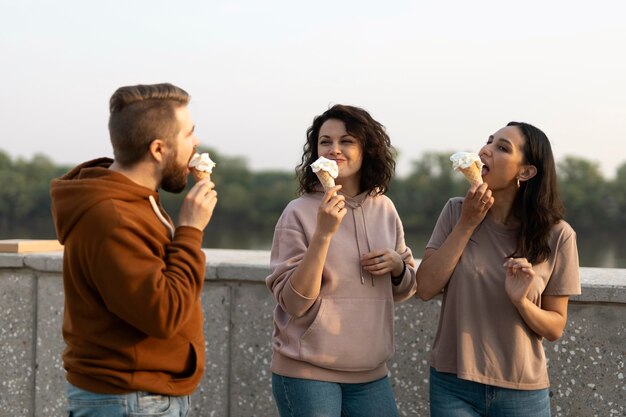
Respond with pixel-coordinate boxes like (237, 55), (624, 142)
(0, 249), (624, 417)
(0, 253), (25, 268)
(6, 249), (623, 303)
(570, 267), (626, 303)
(201, 248), (270, 280)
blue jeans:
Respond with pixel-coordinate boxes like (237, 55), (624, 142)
(66, 383), (191, 417)
(271, 373), (400, 417)
(429, 368), (551, 417)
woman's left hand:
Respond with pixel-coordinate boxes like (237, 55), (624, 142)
(503, 257), (535, 306)
(361, 249), (404, 276)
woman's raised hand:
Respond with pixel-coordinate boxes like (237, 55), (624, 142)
(503, 257), (535, 307)
(459, 183), (493, 228)
(316, 185), (347, 237)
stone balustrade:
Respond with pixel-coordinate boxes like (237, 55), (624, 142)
(0, 248), (624, 416)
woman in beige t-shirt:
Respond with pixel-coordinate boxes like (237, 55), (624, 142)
(416, 122), (581, 417)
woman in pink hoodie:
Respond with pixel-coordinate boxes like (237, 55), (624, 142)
(266, 104), (417, 417)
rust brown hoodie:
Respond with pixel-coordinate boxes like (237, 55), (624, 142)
(50, 158), (206, 395)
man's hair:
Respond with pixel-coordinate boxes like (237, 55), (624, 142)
(108, 83), (190, 166)
(296, 104), (396, 196)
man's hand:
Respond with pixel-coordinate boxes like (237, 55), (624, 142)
(178, 179), (218, 231)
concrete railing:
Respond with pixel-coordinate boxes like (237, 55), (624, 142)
(0, 248), (625, 417)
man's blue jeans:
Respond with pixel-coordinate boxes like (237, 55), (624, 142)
(66, 383), (191, 417)
(271, 373), (400, 417)
(429, 367), (551, 417)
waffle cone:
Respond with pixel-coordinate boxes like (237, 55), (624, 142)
(315, 170), (336, 194)
(459, 162), (483, 188)
(191, 169), (211, 182)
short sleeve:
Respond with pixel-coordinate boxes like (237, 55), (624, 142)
(426, 198), (462, 250)
(543, 224), (581, 296)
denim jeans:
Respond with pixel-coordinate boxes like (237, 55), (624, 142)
(271, 373), (400, 417)
(66, 383), (191, 417)
(429, 368), (551, 417)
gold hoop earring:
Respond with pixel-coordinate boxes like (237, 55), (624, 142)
(517, 178), (521, 188)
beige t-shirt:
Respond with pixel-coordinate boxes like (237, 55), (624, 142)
(427, 197), (581, 390)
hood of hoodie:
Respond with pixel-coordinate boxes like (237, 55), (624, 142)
(310, 186), (376, 285)
(50, 158), (159, 244)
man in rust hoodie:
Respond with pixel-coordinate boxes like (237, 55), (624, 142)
(50, 83), (218, 416)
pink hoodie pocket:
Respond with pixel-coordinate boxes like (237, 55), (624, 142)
(299, 297), (394, 372)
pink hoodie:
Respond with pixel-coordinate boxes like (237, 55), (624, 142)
(266, 189), (417, 383)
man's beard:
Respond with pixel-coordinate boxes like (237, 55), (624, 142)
(160, 151), (188, 193)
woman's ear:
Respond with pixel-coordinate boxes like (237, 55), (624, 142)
(518, 164), (537, 182)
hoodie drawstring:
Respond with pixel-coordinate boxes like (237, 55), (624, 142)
(149, 195), (175, 239)
(360, 207), (375, 287)
(352, 208), (365, 285)
(349, 202), (374, 287)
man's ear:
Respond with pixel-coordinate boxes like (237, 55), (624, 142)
(148, 139), (166, 163)
(518, 164), (537, 182)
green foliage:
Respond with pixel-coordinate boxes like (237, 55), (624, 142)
(609, 162), (626, 229)
(388, 152), (468, 232)
(0, 148), (623, 254)
(0, 150), (71, 238)
(557, 157), (611, 231)
(159, 147), (298, 248)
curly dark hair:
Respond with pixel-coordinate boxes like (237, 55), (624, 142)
(296, 104), (396, 196)
(508, 121), (565, 264)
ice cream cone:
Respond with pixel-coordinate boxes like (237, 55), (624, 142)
(450, 151), (484, 190)
(310, 156), (339, 195)
(189, 152), (216, 183)
(459, 162), (483, 189)
(315, 169), (336, 191)
(191, 169), (211, 183)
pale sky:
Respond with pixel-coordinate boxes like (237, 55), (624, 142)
(1, 0), (625, 178)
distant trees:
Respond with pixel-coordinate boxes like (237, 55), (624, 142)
(557, 157), (614, 231)
(0, 151), (70, 239)
(613, 163), (626, 230)
(1, 148), (624, 252)
(159, 148), (298, 249)
(387, 152), (467, 233)
(388, 153), (626, 236)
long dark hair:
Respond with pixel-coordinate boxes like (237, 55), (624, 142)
(296, 104), (396, 196)
(509, 121), (564, 264)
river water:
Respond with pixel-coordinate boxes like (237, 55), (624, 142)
(203, 228), (626, 269)
(7, 222), (624, 268)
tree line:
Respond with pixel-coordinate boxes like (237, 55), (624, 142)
(1, 148), (625, 250)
